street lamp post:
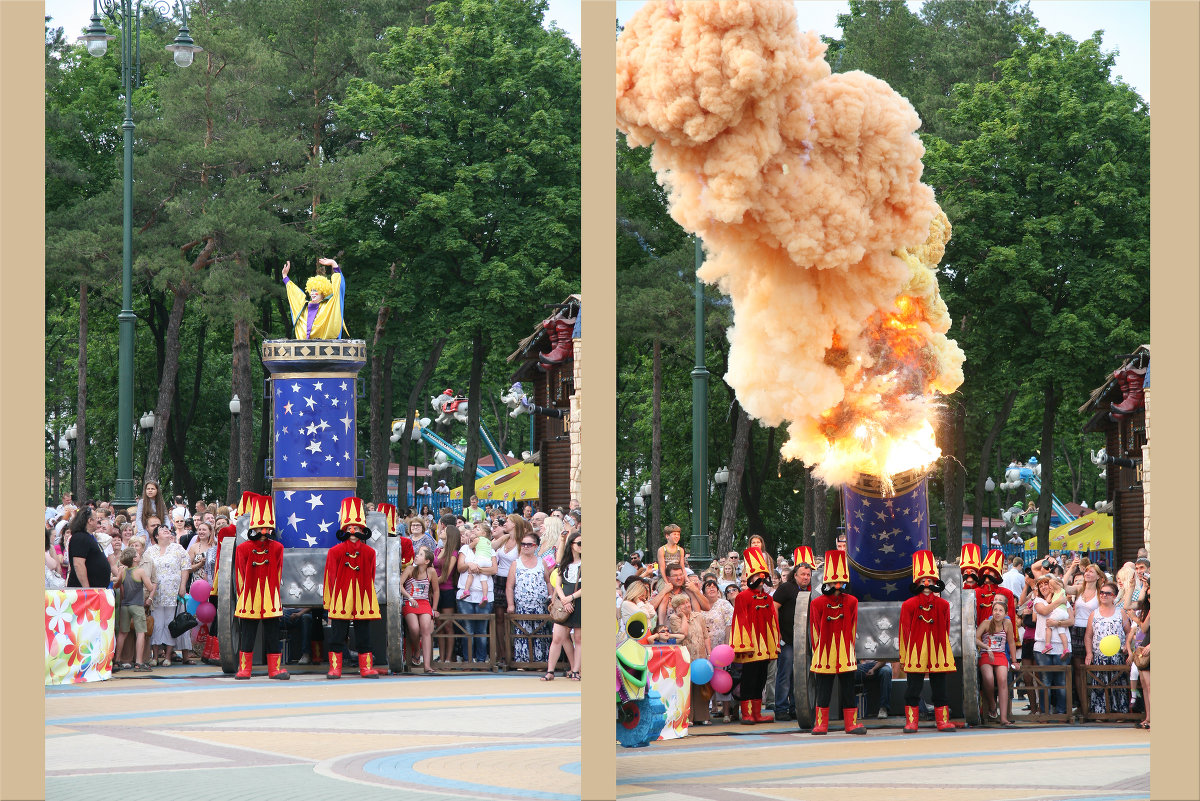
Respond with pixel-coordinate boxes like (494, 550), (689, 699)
(632, 493), (644, 559)
(64, 424), (78, 500)
(690, 236), (711, 572)
(139, 410), (156, 476)
(984, 476), (996, 547)
(639, 480), (652, 553)
(79, 0), (203, 509)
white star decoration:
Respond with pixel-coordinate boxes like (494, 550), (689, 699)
(318, 420), (330, 431)
(326, 454), (333, 461)
(876, 510), (888, 521)
(883, 582), (898, 594)
(306, 440), (322, 454)
(340, 381), (348, 391)
(343, 451), (350, 460)
(300, 460), (307, 468)
(332, 435), (338, 443)
(331, 398), (339, 407)
(340, 413), (352, 432)
(283, 402), (293, 415)
(283, 491), (295, 501)
(306, 493), (324, 509)
(303, 534), (318, 547)
(880, 543), (895, 554)
(287, 512), (304, 530)
(314, 381), (323, 391)
(304, 395), (317, 410)
(291, 383), (300, 393)
(317, 520), (332, 533)
(305, 422), (318, 436)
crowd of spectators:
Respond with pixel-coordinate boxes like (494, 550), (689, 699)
(45, 486), (583, 678)
(615, 527), (1150, 730)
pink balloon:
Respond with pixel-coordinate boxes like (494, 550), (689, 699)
(195, 602), (216, 625)
(189, 580), (212, 602)
(710, 668), (732, 694)
(709, 643), (735, 668)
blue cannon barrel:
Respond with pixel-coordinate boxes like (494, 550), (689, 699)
(261, 339), (367, 549)
(841, 468), (930, 602)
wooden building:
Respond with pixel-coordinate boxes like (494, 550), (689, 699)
(1078, 345), (1150, 565)
(507, 295), (581, 512)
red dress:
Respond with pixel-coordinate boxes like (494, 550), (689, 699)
(809, 592), (858, 674)
(234, 539), (284, 619)
(731, 588), (779, 663)
(899, 593), (956, 673)
(323, 539), (381, 620)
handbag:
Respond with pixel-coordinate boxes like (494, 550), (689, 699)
(548, 593), (572, 624)
(168, 600), (200, 639)
(1132, 623), (1150, 670)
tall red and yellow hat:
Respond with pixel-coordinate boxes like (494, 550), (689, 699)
(821, 550), (849, 594)
(377, 502), (399, 536)
(236, 490), (258, 521)
(742, 547), (772, 583)
(959, 543), (982, 575)
(247, 494), (275, 531)
(910, 549), (944, 594)
(336, 497), (368, 541)
(792, 545), (815, 569)
(981, 549), (1005, 580)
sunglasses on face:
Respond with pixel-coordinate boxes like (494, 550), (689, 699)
(573, 541), (582, 547)
(1099, 591), (1115, 596)
(521, 542), (537, 547)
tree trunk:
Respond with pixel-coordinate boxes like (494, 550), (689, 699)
(251, 296), (274, 493)
(649, 339), (662, 558)
(740, 426), (776, 553)
(811, 475), (831, 556)
(75, 283), (88, 505)
(369, 301), (392, 503)
(231, 316), (254, 495)
(940, 397), (967, 560)
(396, 337), (446, 512)
(460, 328), (485, 501)
(1035, 378), (1060, 554)
(716, 404), (751, 559)
(971, 388), (1018, 545)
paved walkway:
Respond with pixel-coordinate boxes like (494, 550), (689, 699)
(616, 717), (1149, 801)
(46, 665), (580, 801)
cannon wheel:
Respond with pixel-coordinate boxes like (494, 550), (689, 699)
(385, 537), (407, 674)
(792, 596), (818, 730)
(960, 588), (981, 725)
(217, 537), (240, 674)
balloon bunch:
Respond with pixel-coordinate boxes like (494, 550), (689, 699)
(690, 643), (735, 695)
(186, 580), (217, 625)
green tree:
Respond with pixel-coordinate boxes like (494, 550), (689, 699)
(924, 27), (1149, 553)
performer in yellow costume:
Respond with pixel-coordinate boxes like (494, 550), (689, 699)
(282, 257), (346, 340)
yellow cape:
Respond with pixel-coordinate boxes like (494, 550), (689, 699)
(285, 272), (344, 339)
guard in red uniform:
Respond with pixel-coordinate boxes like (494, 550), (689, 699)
(730, 547), (780, 724)
(899, 550), (956, 732)
(959, 543), (982, 591)
(323, 497), (381, 679)
(808, 550), (865, 735)
(377, 502), (414, 568)
(233, 494), (288, 680)
(977, 550), (1018, 631)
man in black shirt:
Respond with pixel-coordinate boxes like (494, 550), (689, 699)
(772, 550), (814, 720)
(66, 508), (111, 589)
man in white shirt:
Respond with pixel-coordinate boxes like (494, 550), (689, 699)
(1002, 556), (1026, 598)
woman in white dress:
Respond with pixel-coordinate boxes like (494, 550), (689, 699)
(143, 524), (194, 665)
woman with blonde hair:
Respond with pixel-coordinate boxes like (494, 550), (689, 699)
(1114, 563), (1136, 611)
(539, 515), (565, 572)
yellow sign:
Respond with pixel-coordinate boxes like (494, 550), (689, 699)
(1024, 512), (1113, 552)
(450, 461), (540, 502)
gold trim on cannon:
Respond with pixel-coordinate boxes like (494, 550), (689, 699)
(269, 372), (360, 381)
(846, 555), (915, 581)
(261, 339), (367, 361)
(849, 467), (928, 498)
(271, 477), (358, 490)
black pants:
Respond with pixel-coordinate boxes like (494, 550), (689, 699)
(237, 616), (282, 655)
(814, 672), (855, 710)
(737, 660), (769, 702)
(327, 618), (372, 655)
(904, 671), (949, 707)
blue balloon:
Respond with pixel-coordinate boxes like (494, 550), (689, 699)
(185, 596), (199, 614)
(690, 657), (714, 685)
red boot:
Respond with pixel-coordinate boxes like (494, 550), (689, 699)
(934, 705), (957, 731)
(234, 651), (253, 680)
(843, 707), (866, 735)
(811, 706), (829, 735)
(1111, 367), (1146, 413)
(903, 705), (919, 733)
(751, 700), (774, 722)
(358, 652), (380, 679)
(740, 700), (755, 725)
(326, 651), (343, 680)
(202, 632), (221, 664)
(267, 652), (290, 681)
(539, 317), (576, 364)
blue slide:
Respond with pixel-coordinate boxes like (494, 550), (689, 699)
(478, 423), (508, 470)
(416, 427), (490, 480)
(1026, 476), (1077, 525)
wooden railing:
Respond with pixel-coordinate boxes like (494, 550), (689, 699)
(1013, 662), (1075, 723)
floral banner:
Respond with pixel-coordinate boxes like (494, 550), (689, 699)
(45, 589), (115, 685)
(647, 644), (691, 740)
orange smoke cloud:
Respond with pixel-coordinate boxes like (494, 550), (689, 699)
(617, 0), (965, 487)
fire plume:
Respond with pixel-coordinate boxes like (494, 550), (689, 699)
(616, 0), (964, 488)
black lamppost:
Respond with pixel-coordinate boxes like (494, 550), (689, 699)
(63, 424), (78, 499)
(638, 480), (652, 552)
(138, 410), (155, 478)
(78, 0), (203, 508)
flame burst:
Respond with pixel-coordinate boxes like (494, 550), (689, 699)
(616, 0), (964, 488)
